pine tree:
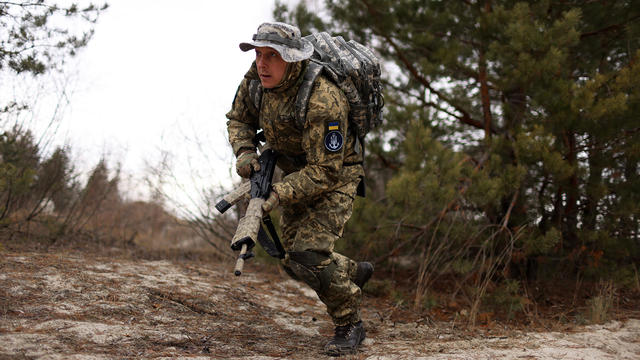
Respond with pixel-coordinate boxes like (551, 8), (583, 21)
(276, 1), (640, 284)
(0, 1), (108, 76)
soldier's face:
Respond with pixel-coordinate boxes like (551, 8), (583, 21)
(255, 47), (288, 89)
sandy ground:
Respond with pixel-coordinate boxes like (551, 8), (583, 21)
(0, 251), (639, 359)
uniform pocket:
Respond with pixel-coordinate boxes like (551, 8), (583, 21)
(275, 114), (304, 150)
(310, 192), (355, 237)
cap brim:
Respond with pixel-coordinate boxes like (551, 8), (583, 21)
(239, 39), (314, 63)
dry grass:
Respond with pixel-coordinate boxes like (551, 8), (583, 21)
(587, 280), (616, 325)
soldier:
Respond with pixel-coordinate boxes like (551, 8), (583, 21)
(225, 22), (374, 355)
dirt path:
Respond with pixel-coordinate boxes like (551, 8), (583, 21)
(1, 251), (639, 359)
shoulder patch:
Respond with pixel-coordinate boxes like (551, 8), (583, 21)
(324, 130), (343, 152)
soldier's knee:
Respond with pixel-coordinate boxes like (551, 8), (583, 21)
(287, 251), (337, 292)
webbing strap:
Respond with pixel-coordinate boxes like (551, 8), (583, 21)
(294, 60), (323, 128)
(288, 250), (336, 292)
(256, 215), (285, 259)
(248, 79), (263, 110)
(289, 250), (330, 266)
(253, 33), (304, 49)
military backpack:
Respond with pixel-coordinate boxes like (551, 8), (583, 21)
(249, 32), (384, 142)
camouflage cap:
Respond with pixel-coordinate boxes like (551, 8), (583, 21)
(239, 22), (314, 63)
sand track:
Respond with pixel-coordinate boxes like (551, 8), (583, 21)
(1, 251), (638, 359)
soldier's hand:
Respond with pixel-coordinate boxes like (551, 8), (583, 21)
(262, 190), (279, 213)
(236, 151), (260, 178)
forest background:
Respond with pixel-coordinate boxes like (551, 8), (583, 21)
(1, 0), (639, 327)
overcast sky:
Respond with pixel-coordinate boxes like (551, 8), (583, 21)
(51, 1), (280, 204)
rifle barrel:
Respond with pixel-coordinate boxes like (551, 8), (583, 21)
(234, 244), (248, 276)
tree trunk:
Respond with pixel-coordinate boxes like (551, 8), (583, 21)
(584, 139), (603, 231)
(563, 131), (579, 248)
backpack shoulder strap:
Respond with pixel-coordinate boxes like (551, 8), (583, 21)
(248, 79), (263, 111)
(294, 60), (324, 129)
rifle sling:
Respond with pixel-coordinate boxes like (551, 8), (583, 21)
(257, 215), (285, 259)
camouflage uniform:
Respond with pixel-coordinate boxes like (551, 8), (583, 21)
(226, 58), (365, 326)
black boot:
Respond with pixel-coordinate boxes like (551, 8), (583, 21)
(324, 321), (366, 356)
(353, 262), (374, 289)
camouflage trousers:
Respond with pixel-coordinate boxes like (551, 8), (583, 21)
(279, 181), (361, 326)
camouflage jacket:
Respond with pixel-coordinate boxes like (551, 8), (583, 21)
(226, 61), (364, 205)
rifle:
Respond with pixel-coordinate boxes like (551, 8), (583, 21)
(215, 145), (285, 276)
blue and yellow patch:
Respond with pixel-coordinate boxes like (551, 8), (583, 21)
(328, 121), (339, 131)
